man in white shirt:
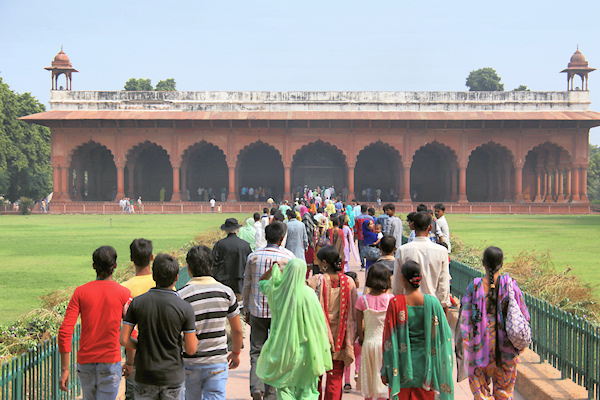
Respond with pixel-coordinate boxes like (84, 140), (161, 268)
(434, 203), (451, 253)
(392, 211), (450, 313)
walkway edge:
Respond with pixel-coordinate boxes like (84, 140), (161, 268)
(447, 307), (589, 400)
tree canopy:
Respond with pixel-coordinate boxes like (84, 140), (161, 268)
(513, 85), (530, 91)
(465, 67), (504, 91)
(124, 78), (176, 91)
(0, 77), (52, 202)
(124, 78), (153, 91)
(588, 144), (600, 202)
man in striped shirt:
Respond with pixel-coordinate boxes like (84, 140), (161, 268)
(243, 221), (294, 400)
(179, 245), (243, 400)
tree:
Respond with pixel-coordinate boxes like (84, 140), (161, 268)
(513, 85), (530, 91)
(588, 144), (600, 202)
(0, 77), (52, 202)
(465, 67), (504, 91)
(123, 78), (153, 91)
(155, 78), (176, 91)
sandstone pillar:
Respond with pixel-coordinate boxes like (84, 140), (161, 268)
(514, 164), (524, 202)
(580, 167), (588, 202)
(402, 163), (411, 202)
(181, 168), (187, 200)
(557, 170), (566, 202)
(116, 165), (125, 201)
(565, 169), (572, 200)
(458, 166), (467, 203)
(533, 169), (541, 202)
(571, 167), (580, 202)
(127, 165), (135, 197)
(61, 167), (69, 201)
(171, 166), (181, 202)
(347, 166), (355, 201)
(52, 166), (61, 200)
(228, 166), (237, 202)
(284, 166), (291, 201)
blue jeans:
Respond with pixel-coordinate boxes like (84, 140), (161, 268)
(184, 362), (228, 400)
(77, 362), (121, 400)
(134, 381), (185, 400)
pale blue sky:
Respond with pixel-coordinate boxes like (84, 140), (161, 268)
(1, 0), (599, 144)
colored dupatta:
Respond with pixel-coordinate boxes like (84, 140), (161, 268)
(382, 294), (454, 400)
(257, 259), (332, 388)
(322, 272), (351, 352)
(459, 275), (529, 374)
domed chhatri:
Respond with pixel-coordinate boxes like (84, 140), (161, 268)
(561, 47), (596, 91)
(45, 47), (78, 90)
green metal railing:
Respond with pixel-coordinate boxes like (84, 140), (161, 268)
(1, 326), (80, 400)
(450, 258), (600, 400)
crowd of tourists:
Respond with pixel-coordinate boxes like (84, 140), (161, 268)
(57, 198), (530, 400)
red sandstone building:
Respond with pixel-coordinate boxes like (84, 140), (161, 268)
(21, 49), (600, 213)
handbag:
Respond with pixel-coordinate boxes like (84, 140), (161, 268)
(317, 230), (331, 247)
(360, 245), (381, 261)
(505, 280), (532, 351)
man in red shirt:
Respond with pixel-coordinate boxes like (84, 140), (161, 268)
(58, 246), (132, 399)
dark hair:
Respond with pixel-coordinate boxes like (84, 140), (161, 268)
(401, 260), (422, 289)
(316, 246), (343, 272)
(186, 245), (213, 277)
(331, 216), (340, 227)
(406, 211), (417, 223)
(317, 207), (324, 213)
(152, 253), (180, 287)
(93, 246), (117, 279)
(416, 204), (427, 212)
(254, 212), (261, 221)
(286, 209), (296, 220)
(273, 212), (285, 222)
(345, 271), (358, 287)
(483, 246), (503, 315)
(361, 204), (368, 213)
(263, 207), (269, 214)
(265, 221), (285, 244)
(365, 263), (391, 291)
(413, 211), (431, 232)
(130, 238), (153, 268)
(379, 235), (396, 255)
(367, 207), (375, 216)
(270, 207), (278, 216)
(434, 203), (445, 212)
(383, 203), (395, 212)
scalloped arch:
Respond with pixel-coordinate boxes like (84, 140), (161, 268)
(236, 140), (283, 168)
(356, 140), (402, 164)
(291, 139), (347, 166)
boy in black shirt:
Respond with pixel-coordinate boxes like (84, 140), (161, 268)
(121, 253), (198, 399)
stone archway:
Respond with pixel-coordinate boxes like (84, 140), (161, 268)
(236, 141), (284, 202)
(291, 140), (347, 195)
(467, 142), (515, 202)
(125, 141), (173, 202)
(410, 142), (458, 202)
(69, 141), (117, 201)
(181, 142), (228, 202)
(355, 141), (402, 202)
(522, 142), (572, 202)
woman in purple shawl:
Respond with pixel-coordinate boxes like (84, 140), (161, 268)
(362, 219), (378, 270)
(459, 246), (530, 399)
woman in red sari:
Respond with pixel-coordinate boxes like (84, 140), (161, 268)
(307, 246), (358, 400)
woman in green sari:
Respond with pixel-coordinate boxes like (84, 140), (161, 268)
(257, 258), (332, 400)
(381, 261), (454, 400)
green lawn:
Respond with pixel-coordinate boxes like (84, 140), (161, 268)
(0, 213), (253, 324)
(1, 213), (599, 325)
(446, 214), (600, 292)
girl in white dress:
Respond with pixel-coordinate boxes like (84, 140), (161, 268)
(356, 263), (394, 400)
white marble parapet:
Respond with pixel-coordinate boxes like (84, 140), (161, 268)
(49, 90), (591, 112)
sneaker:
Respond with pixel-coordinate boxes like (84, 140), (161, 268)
(343, 384), (351, 393)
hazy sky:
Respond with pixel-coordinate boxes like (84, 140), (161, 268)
(1, 0), (599, 144)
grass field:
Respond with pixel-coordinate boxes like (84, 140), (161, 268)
(446, 214), (600, 291)
(1, 213), (599, 325)
(0, 213), (252, 324)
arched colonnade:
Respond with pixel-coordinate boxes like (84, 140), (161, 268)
(58, 138), (588, 203)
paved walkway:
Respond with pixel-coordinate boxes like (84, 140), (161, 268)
(224, 254), (525, 400)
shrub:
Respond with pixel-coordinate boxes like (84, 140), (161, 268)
(19, 197), (34, 215)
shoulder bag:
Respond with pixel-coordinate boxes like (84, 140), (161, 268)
(505, 280), (532, 351)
